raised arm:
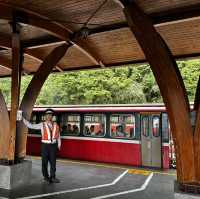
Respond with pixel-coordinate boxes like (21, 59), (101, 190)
(23, 117), (43, 130)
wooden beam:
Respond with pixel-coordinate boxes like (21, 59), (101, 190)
(91, 2), (200, 35)
(16, 43), (70, 159)
(24, 48), (65, 72)
(2, 31), (197, 73)
(0, 2), (198, 68)
(151, 3), (200, 24)
(8, 32), (21, 161)
(0, 54), (12, 71)
(22, 35), (62, 49)
(70, 39), (103, 66)
(55, 66), (63, 72)
(0, 33), (12, 49)
(0, 90), (10, 160)
(0, 3), (103, 67)
(0, 64), (12, 72)
(122, 1), (195, 183)
(0, 33), (65, 73)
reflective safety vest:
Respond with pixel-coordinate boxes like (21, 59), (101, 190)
(42, 122), (60, 144)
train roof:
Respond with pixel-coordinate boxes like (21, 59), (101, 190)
(31, 104), (167, 113)
(29, 103), (194, 113)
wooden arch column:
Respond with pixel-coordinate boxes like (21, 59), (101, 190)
(194, 76), (200, 181)
(0, 91), (10, 160)
(121, 1), (195, 183)
(8, 19), (23, 161)
(15, 43), (70, 159)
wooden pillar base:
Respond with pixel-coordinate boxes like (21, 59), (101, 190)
(174, 181), (200, 198)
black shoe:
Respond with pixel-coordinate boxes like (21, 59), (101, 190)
(44, 177), (49, 181)
(44, 177), (51, 184)
(50, 177), (60, 183)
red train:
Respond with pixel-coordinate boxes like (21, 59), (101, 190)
(26, 104), (175, 169)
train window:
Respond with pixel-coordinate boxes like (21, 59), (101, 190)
(110, 114), (135, 139)
(162, 113), (169, 141)
(30, 113), (37, 124)
(142, 116), (149, 137)
(152, 116), (160, 137)
(83, 114), (106, 137)
(41, 114), (57, 122)
(60, 114), (80, 135)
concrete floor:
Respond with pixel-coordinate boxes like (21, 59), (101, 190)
(0, 157), (177, 199)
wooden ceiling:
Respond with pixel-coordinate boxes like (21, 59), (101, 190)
(0, 0), (200, 76)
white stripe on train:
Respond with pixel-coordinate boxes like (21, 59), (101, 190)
(28, 134), (170, 146)
(28, 134), (140, 144)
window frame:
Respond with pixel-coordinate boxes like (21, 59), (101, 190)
(41, 114), (58, 122)
(141, 116), (149, 137)
(162, 113), (170, 142)
(83, 113), (106, 137)
(110, 114), (136, 139)
(60, 113), (81, 136)
(152, 115), (160, 137)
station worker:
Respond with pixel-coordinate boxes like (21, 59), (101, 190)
(23, 108), (61, 183)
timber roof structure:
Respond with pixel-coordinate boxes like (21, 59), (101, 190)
(0, 0), (200, 77)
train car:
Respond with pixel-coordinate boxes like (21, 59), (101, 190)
(26, 104), (174, 169)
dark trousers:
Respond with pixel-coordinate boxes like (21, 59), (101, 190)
(41, 143), (57, 179)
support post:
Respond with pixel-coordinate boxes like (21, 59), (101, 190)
(16, 43), (70, 159)
(194, 76), (200, 180)
(0, 90), (10, 161)
(122, 1), (195, 183)
(8, 18), (22, 162)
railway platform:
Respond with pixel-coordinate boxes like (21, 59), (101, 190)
(0, 156), (176, 199)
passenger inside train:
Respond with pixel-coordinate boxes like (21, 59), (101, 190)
(96, 124), (104, 136)
(84, 126), (90, 135)
(67, 124), (73, 134)
(116, 125), (127, 137)
(90, 125), (95, 136)
(72, 124), (79, 134)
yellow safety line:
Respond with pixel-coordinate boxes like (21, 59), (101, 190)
(28, 156), (176, 176)
(153, 171), (176, 176)
(128, 169), (151, 176)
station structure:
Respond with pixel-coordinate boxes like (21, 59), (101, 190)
(0, 0), (199, 194)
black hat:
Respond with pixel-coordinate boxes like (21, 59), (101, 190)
(44, 108), (54, 114)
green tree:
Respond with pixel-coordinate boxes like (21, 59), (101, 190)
(0, 59), (199, 105)
(177, 60), (200, 101)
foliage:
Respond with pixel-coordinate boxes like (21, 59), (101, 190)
(0, 60), (199, 105)
(177, 60), (200, 101)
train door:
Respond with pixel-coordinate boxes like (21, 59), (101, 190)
(141, 114), (161, 168)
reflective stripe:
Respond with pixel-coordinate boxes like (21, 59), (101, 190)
(52, 123), (57, 139)
(44, 122), (51, 140)
(42, 140), (57, 144)
(42, 123), (48, 140)
(52, 123), (59, 139)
